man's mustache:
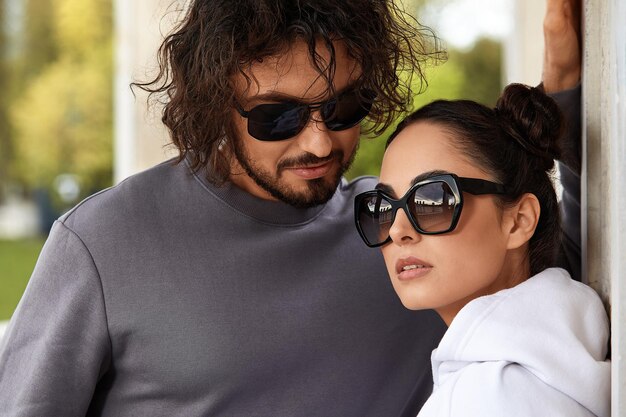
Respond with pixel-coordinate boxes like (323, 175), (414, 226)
(277, 150), (344, 173)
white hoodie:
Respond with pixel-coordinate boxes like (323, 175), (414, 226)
(417, 268), (610, 417)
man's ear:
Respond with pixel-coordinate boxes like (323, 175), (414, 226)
(504, 193), (541, 250)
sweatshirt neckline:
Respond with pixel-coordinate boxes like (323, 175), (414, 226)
(189, 161), (331, 226)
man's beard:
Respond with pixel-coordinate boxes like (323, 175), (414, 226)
(232, 142), (357, 208)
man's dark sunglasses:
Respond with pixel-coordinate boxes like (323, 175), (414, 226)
(354, 173), (507, 248)
(234, 88), (376, 141)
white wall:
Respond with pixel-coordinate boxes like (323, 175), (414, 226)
(583, 0), (626, 415)
(504, 0), (545, 86)
(508, 0), (626, 413)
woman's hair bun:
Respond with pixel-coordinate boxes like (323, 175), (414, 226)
(494, 83), (564, 170)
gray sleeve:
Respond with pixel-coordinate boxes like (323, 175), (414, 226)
(549, 85), (582, 282)
(0, 221), (111, 416)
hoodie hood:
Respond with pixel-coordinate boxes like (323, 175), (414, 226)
(430, 268), (610, 417)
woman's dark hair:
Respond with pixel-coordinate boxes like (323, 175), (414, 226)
(387, 83), (565, 276)
(132, 0), (443, 183)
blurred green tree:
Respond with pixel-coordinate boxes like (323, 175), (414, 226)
(1, 0), (58, 193)
(16, 0), (58, 84)
(347, 38), (502, 179)
(0, 2), (11, 197)
(346, 1), (504, 179)
(453, 37), (503, 106)
(347, 58), (466, 179)
(10, 0), (113, 206)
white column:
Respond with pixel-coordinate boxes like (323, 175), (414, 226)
(113, 0), (183, 183)
(504, 0), (545, 86)
(113, 0), (136, 183)
(507, 0), (623, 411)
(584, 0), (626, 414)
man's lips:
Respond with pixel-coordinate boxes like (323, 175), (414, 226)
(286, 160), (334, 179)
(395, 256), (433, 281)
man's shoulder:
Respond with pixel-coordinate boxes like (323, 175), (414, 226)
(339, 175), (378, 196)
(60, 159), (190, 231)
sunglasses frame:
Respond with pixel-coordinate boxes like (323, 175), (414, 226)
(354, 173), (507, 247)
(234, 88), (376, 142)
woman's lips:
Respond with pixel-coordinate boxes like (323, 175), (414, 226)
(395, 256), (433, 281)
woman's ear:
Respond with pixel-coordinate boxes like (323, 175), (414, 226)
(504, 193), (541, 250)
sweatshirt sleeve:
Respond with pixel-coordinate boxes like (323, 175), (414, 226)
(0, 221), (111, 416)
(548, 85), (582, 282)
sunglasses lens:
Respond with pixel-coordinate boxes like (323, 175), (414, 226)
(322, 89), (375, 131)
(355, 178), (462, 247)
(242, 88), (375, 141)
(409, 181), (457, 233)
(246, 102), (309, 141)
(356, 193), (394, 246)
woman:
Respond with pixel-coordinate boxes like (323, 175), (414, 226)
(354, 84), (610, 416)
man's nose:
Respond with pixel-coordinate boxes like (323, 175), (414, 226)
(295, 114), (333, 158)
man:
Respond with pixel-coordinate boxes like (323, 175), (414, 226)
(0, 1), (582, 416)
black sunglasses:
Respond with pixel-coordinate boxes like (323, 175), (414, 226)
(234, 88), (376, 141)
(354, 173), (507, 247)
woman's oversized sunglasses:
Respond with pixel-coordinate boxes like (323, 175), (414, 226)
(354, 173), (507, 247)
(234, 88), (376, 141)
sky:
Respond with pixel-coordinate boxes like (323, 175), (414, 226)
(421, 0), (514, 49)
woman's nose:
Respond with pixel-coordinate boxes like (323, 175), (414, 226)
(388, 208), (421, 245)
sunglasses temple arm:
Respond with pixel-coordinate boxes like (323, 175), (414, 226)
(233, 101), (249, 117)
(458, 178), (507, 195)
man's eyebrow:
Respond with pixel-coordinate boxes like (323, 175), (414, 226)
(245, 83), (356, 104)
(247, 91), (304, 103)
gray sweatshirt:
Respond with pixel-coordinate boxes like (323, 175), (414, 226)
(0, 160), (445, 416)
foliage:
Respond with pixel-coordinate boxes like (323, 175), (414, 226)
(452, 37), (503, 106)
(0, 238), (45, 320)
(347, 37), (502, 179)
(2, 0), (501, 194)
(346, 1), (504, 179)
(12, 48), (113, 197)
(7, 0), (113, 206)
(0, 2), (14, 198)
(347, 58), (466, 179)
(17, 0), (58, 83)
(1, 0), (58, 197)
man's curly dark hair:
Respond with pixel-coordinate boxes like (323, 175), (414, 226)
(133, 0), (444, 183)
